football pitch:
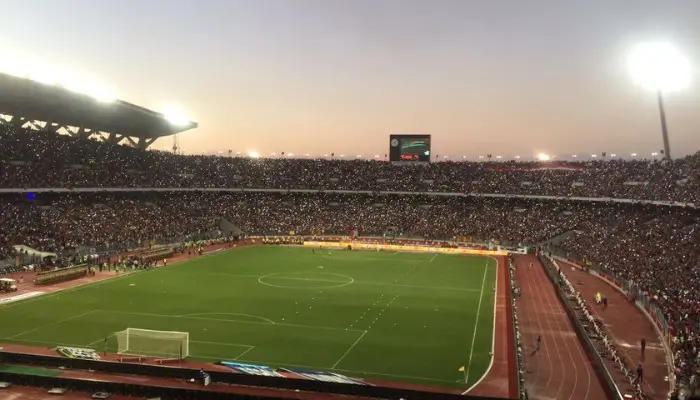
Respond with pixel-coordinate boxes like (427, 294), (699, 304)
(0, 246), (498, 389)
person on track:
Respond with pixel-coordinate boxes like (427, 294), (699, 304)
(636, 363), (643, 384)
(530, 335), (541, 356)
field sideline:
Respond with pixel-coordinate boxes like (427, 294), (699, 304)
(0, 246), (498, 389)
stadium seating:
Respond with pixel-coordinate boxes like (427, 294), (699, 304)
(1, 123), (700, 390)
(1, 125), (699, 203)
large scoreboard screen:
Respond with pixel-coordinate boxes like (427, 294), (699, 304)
(389, 134), (431, 162)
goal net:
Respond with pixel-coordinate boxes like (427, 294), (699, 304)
(114, 328), (189, 359)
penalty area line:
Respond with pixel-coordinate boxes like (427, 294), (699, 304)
(331, 330), (368, 369)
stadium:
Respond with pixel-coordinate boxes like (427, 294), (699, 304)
(0, 45), (698, 400)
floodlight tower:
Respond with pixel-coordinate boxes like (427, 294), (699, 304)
(173, 134), (180, 154)
(627, 42), (691, 160)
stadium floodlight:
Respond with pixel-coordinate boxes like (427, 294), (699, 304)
(0, 58), (29, 78)
(536, 153), (550, 161)
(163, 107), (191, 126)
(87, 86), (117, 103)
(627, 42), (691, 160)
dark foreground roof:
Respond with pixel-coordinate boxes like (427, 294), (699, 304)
(0, 72), (197, 139)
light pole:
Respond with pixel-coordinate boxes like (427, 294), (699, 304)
(627, 42), (691, 160)
(656, 90), (671, 160)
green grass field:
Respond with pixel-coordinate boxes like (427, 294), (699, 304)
(0, 246), (498, 389)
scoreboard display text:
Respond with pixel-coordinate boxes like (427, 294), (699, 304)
(389, 134), (431, 162)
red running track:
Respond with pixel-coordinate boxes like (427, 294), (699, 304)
(514, 255), (607, 400)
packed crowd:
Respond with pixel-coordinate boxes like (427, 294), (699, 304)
(0, 193), (609, 260)
(557, 209), (700, 392)
(1, 126), (699, 203)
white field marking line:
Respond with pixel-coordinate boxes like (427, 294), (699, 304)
(190, 340), (255, 349)
(519, 258), (554, 394)
(93, 310), (366, 334)
(320, 254), (433, 263)
(0, 338), (90, 348)
(3, 337), (253, 362)
(204, 272), (481, 292)
(178, 312), (276, 325)
(331, 330), (368, 369)
(463, 255), (500, 393)
(257, 272), (355, 289)
(83, 335), (255, 351)
(235, 346), (255, 360)
(0, 246), (252, 312)
(533, 261), (567, 399)
(2, 336), (454, 384)
(234, 356), (455, 383)
(5, 310), (97, 339)
(429, 253), (438, 263)
(85, 334), (114, 348)
(461, 256), (493, 390)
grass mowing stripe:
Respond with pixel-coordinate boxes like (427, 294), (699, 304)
(0, 246), (253, 311)
(0, 246), (495, 389)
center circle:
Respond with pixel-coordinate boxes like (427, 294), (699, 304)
(257, 271), (354, 289)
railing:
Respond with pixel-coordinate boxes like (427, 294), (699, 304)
(538, 255), (623, 400)
(507, 257), (527, 399)
(545, 246), (675, 393)
(0, 187), (694, 208)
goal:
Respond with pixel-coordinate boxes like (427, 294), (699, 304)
(114, 328), (189, 359)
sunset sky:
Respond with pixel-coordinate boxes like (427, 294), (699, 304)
(1, 0), (699, 159)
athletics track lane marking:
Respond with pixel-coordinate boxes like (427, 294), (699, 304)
(519, 259), (553, 395)
(533, 261), (571, 399)
(534, 263), (590, 400)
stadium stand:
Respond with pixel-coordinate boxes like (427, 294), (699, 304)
(2, 119), (700, 398)
(0, 125), (699, 203)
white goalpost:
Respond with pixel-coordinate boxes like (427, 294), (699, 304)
(114, 328), (189, 360)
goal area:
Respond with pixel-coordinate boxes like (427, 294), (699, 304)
(114, 328), (189, 359)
